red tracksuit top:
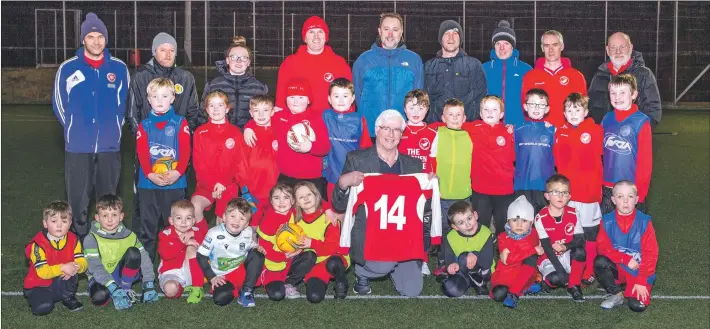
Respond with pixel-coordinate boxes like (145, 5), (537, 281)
(157, 221), (208, 274)
(521, 58), (587, 128)
(273, 108), (331, 179)
(257, 208), (293, 265)
(603, 106), (653, 203)
(597, 209), (658, 286)
(399, 123), (437, 172)
(275, 45), (353, 114)
(554, 118), (604, 203)
(467, 120), (515, 195)
(136, 119), (191, 177)
(193, 121), (247, 191)
(243, 120), (280, 204)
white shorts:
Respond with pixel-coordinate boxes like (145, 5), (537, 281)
(158, 259), (192, 291)
(538, 250), (571, 280)
(568, 201), (602, 227)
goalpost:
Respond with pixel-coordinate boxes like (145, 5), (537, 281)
(34, 8), (82, 68)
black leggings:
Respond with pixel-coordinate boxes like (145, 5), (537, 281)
(89, 247), (142, 306)
(24, 276), (79, 316)
(264, 251), (317, 301)
(305, 256), (347, 304)
(471, 191), (515, 235)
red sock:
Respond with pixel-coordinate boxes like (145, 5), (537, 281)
(569, 260), (585, 287)
(189, 257), (205, 287)
(584, 241), (597, 279)
(510, 264), (537, 296)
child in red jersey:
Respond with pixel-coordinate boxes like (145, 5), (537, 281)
(191, 90), (247, 225)
(157, 200), (208, 304)
(399, 89), (437, 171)
(468, 96), (516, 236)
(292, 182), (350, 303)
(595, 180), (658, 312)
(24, 201), (86, 315)
(272, 79), (331, 198)
(533, 175), (586, 302)
(322, 78), (372, 201)
(601, 74), (652, 214)
(242, 95), (280, 212)
(555, 92), (604, 285)
(490, 195), (544, 309)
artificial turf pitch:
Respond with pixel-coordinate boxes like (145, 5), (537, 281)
(1, 106), (708, 328)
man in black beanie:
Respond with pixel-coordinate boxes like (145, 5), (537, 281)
(424, 20), (487, 123)
(52, 12), (129, 239)
(126, 33), (200, 257)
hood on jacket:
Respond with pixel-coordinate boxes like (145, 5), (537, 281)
(534, 57), (572, 70)
(597, 50), (647, 73)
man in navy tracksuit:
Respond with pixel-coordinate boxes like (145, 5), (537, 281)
(52, 13), (129, 238)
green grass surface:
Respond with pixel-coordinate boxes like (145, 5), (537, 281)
(1, 107), (709, 328)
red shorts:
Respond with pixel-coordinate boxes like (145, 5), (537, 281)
(259, 268), (289, 287)
(211, 266), (246, 295)
(616, 267), (654, 305)
(305, 254), (349, 282)
(193, 184), (238, 218)
(491, 263), (536, 295)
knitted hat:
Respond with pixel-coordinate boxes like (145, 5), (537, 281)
(302, 16), (329, 43)
(152, 32), (177, 56)
(81, 13), (108, 44)
(438, 20), (462, 46)
(492, 20), (516, 48)
(286, 78), (312, 100)
(507, 195), (534, 221)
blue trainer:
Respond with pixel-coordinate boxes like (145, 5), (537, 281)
(523, 283), (543, 295)
(503, 293), (519, 309)
(237, 290), (256, 308)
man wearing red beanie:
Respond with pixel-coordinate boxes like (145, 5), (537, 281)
(275, 16), (352, 114)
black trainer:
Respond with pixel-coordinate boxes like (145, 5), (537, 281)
(334, 279), (348, 299)
(473, 283), (490, 296)
(567, 285), (586, 303)
(62, 296), (84, 312)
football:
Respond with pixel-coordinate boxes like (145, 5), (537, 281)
(287, 122), (316, 150)
(152, 156), (178, 174)
(275, 223), (305, 253)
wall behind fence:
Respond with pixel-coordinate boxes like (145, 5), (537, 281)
(1, 1), (708, 102)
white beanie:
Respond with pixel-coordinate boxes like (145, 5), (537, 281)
(507, 195), (535, 221)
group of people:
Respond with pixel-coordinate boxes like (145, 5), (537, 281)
(27, 11), (661, 316)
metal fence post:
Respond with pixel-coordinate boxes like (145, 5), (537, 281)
(115, 10), (118, 51)
(533, 1), (537, 62)
(252, 0), (256, 73)
(62, 1), (66, 61)
(233, 11), (236, 36)
(174, 11), (177, 39)
(204, 0), (208, 78)
(323, 1), (325, 19)
(462, 0), (466, 51)
(54, 10), (58, 64)
(291, 13), (294, 54)
(604, 1), (608, 60)
(404, 14), (407, 41)
(282, 1), (285, 59)
(134, 0), (138, 69)
(34, 9), (38, 66)
(673, 0), (678, 104)
(655, 0), (660, 77)
(347, 13), (350, 63)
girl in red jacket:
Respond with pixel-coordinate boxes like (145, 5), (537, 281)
(292, 182), (349, 303)
(490, 195), (544, 309)
(468, 96), (516, 237)
(191, 91), (248, 225)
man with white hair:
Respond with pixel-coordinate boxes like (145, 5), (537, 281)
(332, 110), (431, 297)
(588, 32), (661, 128)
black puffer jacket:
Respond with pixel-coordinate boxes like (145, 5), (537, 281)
(588, 51), (661, 128)
(424, 49), (487, 123)
(199, 60), (268, 129)
(126, 58), (200, 134)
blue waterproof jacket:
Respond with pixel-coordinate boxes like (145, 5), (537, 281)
(353, 42), (423, 132)
(53, 47), (129, 153)
(482, 49), (531, 127)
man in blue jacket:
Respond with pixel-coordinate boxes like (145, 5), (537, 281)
(353, 12), (423, 137)
(52, 13), (129, 238)
(482, 20), (532, 127)
(425, 20), (487, 123)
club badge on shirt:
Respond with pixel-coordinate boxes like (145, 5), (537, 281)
(324, 72), (334, 83)
(175, 84), (184, 94)
(580, 132), (591, 144)
(559, 76), (569, 86)
(496, 136), (506, 146)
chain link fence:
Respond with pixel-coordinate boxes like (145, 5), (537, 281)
(2, 1), (708, 102)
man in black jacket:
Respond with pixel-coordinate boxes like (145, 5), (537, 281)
(126, 32), (200, 133)
(588, 32), (662, 128)
(424, 20), (487, 123)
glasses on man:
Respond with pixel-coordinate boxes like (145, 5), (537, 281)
(525, 103), (549, 109)
(609, 45), (630, 53)
(378, 126), (403, 135)
(547, 190), (571, 197)
(229, 55), (249, 62)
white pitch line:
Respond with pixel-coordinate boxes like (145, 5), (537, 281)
(2, 291), (708, 300)
(1, 119), (57, 122)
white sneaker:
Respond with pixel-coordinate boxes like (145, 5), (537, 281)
(126, 289), (140, 304)
(421, 262), (431, 276)
(600, 292), (624, 310)
(284, 284), (300, 299)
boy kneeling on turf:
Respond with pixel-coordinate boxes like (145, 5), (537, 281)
(490, 195), (544, 309)
(84, 195), (159, 310)
(24, 201), (86, 315)
(534, 174), (587, 302)
(157, 200), (208, 304)
(441, 200), (495, 297)
(197, 198), (266, 307)
(595, 180), (658, 312)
